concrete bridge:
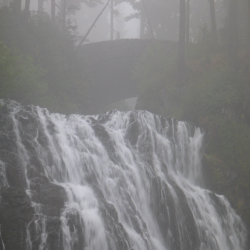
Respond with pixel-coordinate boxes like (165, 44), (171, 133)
(79, 39), (178, 109)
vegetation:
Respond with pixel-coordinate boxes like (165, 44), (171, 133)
(0, 7), (91, 114)
(0, 40), (48, 107)
(135, 3), (250, 237)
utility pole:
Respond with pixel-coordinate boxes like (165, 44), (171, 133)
(38, 0), (44, 12)
(25, 0), (30, 13)
(209, 0), (217, 39)
(110, 0), (114, 40)
(186, 0), (190, 43)
(62, 0), (66, 33)
(51, 0), (56, 22)
(141, 0), (154, 39)
(24, 0), (30, 19)
(13, 0), (21, 14)
(178, 0), (186, 86)
(140, 11), (146, 39)
(228, 0), (238, 69)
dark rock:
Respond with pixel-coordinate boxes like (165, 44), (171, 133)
(30, 177), (66, 217)
(0, 187), (34, 250)
(26, 177), (66, 250)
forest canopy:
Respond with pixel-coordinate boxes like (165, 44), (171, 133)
(0, 6), (91, 114)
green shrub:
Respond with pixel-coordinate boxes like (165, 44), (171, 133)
(181, 67), (245, 122)
(0, 7), (91, 114)
(0, 42), (49, 106)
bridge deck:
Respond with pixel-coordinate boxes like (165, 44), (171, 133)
(79, 39), (178, 109)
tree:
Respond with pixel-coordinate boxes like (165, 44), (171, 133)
(0, 42), (17, 96)
(228, 0), (239, 68)
(24, 0), (30, 14)
(140, 8), (146, 38)
(244, 0), (250, 119)
(116, 0), (179, 40)
(0, 8), (93, 113)
(208, 0), (217, 37)
(12, 0), (21, 13)
(186, 0), (190, 43)
(247, 0), (250, 66)
(59, 0), (102, 33)
(178, 0), (186, 85)
(61, 0), (66, 32)
(0, 41), (49, 106)
(51, 0), (56, 22)
(110, 0), (114, 40)
(117, 0), (147, 38)
(38, 0), (44, 12)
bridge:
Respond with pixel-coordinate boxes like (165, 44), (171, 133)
(79, 39), (178, 110)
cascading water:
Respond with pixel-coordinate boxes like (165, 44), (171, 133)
(0, 100), (247, 250)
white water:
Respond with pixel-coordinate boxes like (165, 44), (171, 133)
(0, 160), (8, 189)
(1, 101), (247, 250)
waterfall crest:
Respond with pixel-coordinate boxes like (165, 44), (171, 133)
(0, 100), (247, 250)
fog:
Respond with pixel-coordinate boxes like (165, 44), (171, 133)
(13, 0), (226, 43)
(21, 0), (140, 41)
(0, 0), (246, 112)
(75, 2), (139, 42)
(0, 0), (245, 114)
(1, 0), (250, 249)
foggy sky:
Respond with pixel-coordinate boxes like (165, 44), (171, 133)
(18, 0), (226, 43)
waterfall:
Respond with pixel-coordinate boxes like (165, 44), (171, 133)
(0, 100), (247, 250)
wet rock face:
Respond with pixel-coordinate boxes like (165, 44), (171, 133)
(0, 181), (66, 250)
(27, 178), (66, 250)
(0, 177), (66, 250)
(0, 187), (33, 250)
(0, 105), (66, 250)
(30, 177), (66, 217)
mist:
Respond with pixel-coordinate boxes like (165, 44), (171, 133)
(0, 0), (250, 250)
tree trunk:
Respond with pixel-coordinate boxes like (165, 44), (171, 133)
(186, 0), (190, 43)
(209, 0), (217, 39)
(140, 10), (146, 39)
(110, 0), (114, 40)
(141, 0), (154, 39)
(24, 0), (30, 19)
(245, 0), (250, 122)
(62, 0), (66, 32)
(228, 0), (239, 68)
(51, 0), (56, 22)
(12, 0), (22, 13)
(24, 0), (30, 14)
(178, 0), (186, 85)
(38, 0), (44, 12)
(248, 0), (250, 63)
